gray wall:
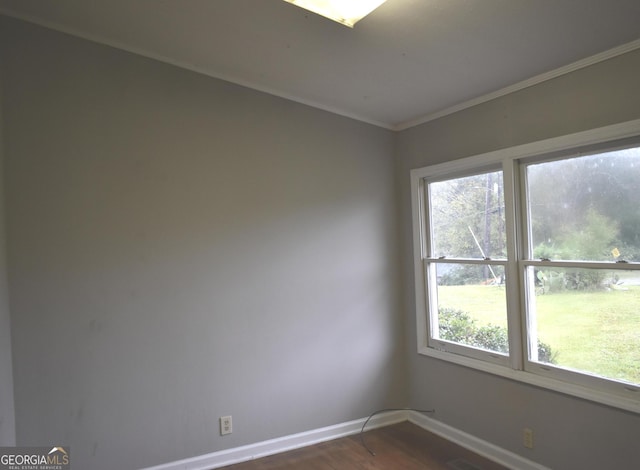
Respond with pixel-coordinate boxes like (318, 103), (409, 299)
(0, 46), (16, 447)
(397, 50), (640, 469)
(0, 17), (405, 470)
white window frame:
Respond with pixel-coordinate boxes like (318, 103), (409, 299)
(411, 119), (640, 414)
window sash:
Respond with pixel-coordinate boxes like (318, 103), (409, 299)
(424, 259), (511, 367)
(520, 260), (640, 393)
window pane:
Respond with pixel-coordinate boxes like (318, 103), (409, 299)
(527, 146), (640, 262)
(433, 263), (508, 354)
(527, 266), (640, 385)
(429, 171), (506, 259)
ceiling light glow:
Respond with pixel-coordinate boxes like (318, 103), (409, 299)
(284, 0), (387, 28)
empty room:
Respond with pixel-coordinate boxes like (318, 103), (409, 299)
(1, 1), (639, 469)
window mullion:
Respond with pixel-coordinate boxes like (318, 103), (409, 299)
(517, 157), (542, 371)
(502, 159), (524, 371)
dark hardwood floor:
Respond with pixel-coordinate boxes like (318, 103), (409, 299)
(222, 422), (509, 470)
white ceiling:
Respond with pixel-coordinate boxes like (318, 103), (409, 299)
(1, 0), (639, 130)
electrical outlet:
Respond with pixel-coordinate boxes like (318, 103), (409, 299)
(523, 427), (534, 449)
(220, 416), (232, 435)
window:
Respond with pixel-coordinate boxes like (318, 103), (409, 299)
(411, 120), (640, 412)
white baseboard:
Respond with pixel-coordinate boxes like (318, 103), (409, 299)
(140, 411), (408, 470)
(408, 411), (550, 470)
(142, 410), (550, 470)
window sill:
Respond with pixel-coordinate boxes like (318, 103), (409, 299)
(418, 346), (640, 414)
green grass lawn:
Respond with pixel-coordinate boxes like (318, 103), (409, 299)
(437, 284), (640, 385)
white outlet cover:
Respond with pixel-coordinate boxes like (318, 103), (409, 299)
(220, 416), (232, 435)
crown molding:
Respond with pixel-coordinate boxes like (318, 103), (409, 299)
(393, 38), (640, 131)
